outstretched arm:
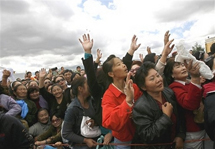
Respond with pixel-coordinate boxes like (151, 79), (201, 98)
(123, 35), (141, 70)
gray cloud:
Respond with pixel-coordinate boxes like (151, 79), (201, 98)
(0, 0), (29, 14)
(154, 1), (214, 22)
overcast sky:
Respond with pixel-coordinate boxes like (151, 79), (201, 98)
(0, 0), (215, 73)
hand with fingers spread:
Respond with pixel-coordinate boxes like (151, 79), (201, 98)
(39, 68), (47, 79)
(128, 35), (141, 56)
(95, 49), (102, 63)
(146, 46), (151, 54)
(124, 72), (134, 105)
(162, 102), (173, 118)
(79, 34), (93, 54)
(162, 39), (175, 57)
(164, 30), (171, 45)
(139, 53), (144, 62)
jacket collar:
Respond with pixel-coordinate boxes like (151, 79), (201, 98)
(109, 83), (124, 97)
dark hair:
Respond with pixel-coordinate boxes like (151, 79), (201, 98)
(27, 86), (39, 100)
(35, 71), (39, 75)
(45, 81), (54, 90)
(71, 76), (86, 96)
(0, 84), (4, 95)
(13, 84), (27, 99)
(27, 80), (39, 87)
(26, 71), (31, 75)
(96, 68), (109, 93)
(50, 84), (63, 93)
(53, 76), (65, 83)
(13, 84), (26, 92)
(135, 61), (156, 91)
(205, 56), (215, 70)
(132, 60), (142, 67)
(63, 69), (73, 75)
(37, 108), (49, 119)
(11, 81), (21, 90)
(76, 66), (81, 69)
(163, 58), (175, 85)
(143, 53), (156, 63)
(71, 72), (81, 81)
(102, 55), (117, 83)
(193, 51), (205, 61)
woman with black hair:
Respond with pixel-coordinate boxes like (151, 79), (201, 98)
(13, 84), (38, 127)
(39, 69), (71, 118)
(34, 113), (63, 147)
(132, 61), (185, 149)
(62, 76), (99, 148)
(101, 34), (142, 148)
(29, 108), (51, 138)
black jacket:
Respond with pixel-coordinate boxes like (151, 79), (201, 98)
(204, 92), (215, 141)
(132, 87), (186, 149)
(0, 113), (34, 149)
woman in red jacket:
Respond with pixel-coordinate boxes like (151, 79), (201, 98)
(101, 35), (142, 149)
(164, 58), (205, 149)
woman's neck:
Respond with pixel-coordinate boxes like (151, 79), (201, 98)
(147, 91), (163, 103)
(55, 96), (63, 104)
(78, 94), (89, 109)
(113, 79), (125, 91)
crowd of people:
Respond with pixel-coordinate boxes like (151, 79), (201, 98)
(0, 31), (215, 149)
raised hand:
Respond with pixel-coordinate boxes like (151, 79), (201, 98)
(124, 72), (134, 105)
(162, 39), (174, 57)
(164, 30), (171, 45)
(2, 70), (11, 79)
(147, 46), (151, 54)
(39, 68), (47, 79)
(139, 53), (144, 62)
(128, 35), (141, 56)
(79, 34), (93, 54)
(95, 49), (102, 63)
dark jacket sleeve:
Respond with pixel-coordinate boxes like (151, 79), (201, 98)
(82, 56), (102, 125)
(39, 87), (55, 106)
(122, 52), (133, 71)
(204, 92), (215, 141)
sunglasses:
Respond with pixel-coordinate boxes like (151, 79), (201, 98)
(56, 79), (64, 83)
(44, 81), (51, 84)
(51, 118), (61, 123)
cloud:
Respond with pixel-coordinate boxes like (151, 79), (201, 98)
(0, 0), (214, 74)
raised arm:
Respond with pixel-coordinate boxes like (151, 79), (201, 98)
(123, 35), (141, 70)
(79, 34), (103, 125)
(156, 31), (174, 75)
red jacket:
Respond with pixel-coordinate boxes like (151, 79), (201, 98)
(102, 83), (142, 142)
(169, 81), (203, 132)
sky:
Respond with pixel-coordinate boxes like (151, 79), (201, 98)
(0, 0), (215, 74)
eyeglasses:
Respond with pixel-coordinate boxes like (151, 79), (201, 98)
(44, 81), (51, 84)
(51, 118), (61, 123)
(56, 79), (64, 83)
